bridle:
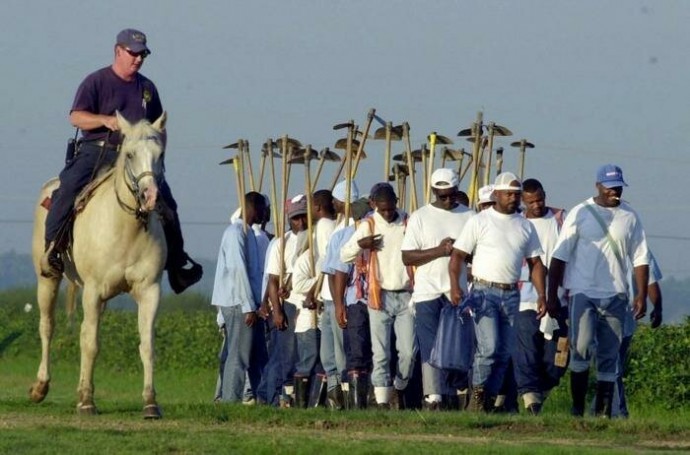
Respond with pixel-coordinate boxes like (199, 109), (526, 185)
(115, 136), (162, 223)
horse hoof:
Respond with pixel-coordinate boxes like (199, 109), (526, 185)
(29, 381), (50, 403)
(77, 403), (98, 416)
(143, 404), (162, 420)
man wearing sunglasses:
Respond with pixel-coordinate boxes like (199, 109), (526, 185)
(42, 28), (203, 294)
(401, 168), (474, 410)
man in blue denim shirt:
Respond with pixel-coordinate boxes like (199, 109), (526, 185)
(211, 192), (268, 402)
(449, 172), (548, 412)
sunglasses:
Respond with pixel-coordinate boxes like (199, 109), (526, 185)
(123, 48), (149, 59)
(436, 191), (458, 201)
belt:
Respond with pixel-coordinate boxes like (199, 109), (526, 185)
(79, 139), (121, 150)
(473, 277), (518, 291)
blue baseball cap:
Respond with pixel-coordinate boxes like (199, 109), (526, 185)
(116, 28), (150, 55)
(596, 164), (628, 188)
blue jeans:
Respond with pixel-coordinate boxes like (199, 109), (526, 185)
(218, 305), (267, 402)
(295, 329), (321, 377)
(569, 293), (626, 382)
(320, 300), (346, 390)
(345, 302), (372, 372)
(415, 296), (470, 395)
(276, 302), (298, 397)
(513, 309), (567, 397)
(615, 335), (632, 417)
(471, 285), (519, 396)
(262, 318), (282, 406)
(368, 291), (417, 389)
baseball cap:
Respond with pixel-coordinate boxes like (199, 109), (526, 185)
(116, 28), (150, 55)
(351, 197), (371, 221)
(430, 168), (459, 189)
(477, 185), (495, 205)
(286, 194), (307, 219)
(369, 182), (394, 200)
(494, 172), (522, 191)
(596, 164), (628, 188)
(332, 179), (360, 203)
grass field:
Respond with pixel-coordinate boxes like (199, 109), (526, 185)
(2, 355), (690, 454)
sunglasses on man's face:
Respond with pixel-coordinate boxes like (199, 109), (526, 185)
(124, 48), (149, 59)
(437, 192), (457, 201)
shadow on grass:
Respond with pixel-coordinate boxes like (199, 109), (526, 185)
(0, 331), (21, 355)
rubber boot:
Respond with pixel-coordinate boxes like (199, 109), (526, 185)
(294, 375), (310, 409)
(594, 380), (615, 418)
(471, 386), (486, 413)
(347, 371), (369, 410)
(327, 384), (345, 410)
(570, 370), (590, 417)
(442, 394), (460, 411)
(308, 374), (328, 408)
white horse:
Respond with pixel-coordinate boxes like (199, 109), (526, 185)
(30, 112), (168, 419)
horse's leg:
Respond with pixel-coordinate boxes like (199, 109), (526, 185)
(137, 284), (162, 419)
(29, 275), (61, 403)
(76, 285), (101, 415)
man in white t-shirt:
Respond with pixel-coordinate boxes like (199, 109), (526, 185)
(401, 168), (474, 410)
(449, 172), (547, 412)
(341, 183), (416, 409)
(289, 190), (338, 407)
(267, 195), (309, 407)
(549, 164), (649, 418)
(514, 178), (568, 415)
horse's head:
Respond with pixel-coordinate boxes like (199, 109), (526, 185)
(116, 112), (166, 213)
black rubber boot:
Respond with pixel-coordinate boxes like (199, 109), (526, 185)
(308, 374), (328, 408)
(347, 371), (369, 410)
(294, 376), (310, 409)
(594, 380), (615, 418)
(570, 370), (590, 417)
(327, 384), (345, 410)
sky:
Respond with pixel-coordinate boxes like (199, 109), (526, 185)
(2, 1), (690, 284)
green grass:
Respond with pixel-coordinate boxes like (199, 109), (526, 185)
(2, 356), (690, 454)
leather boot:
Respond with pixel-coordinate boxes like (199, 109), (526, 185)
(40, 241), (64, 278)
(294, 376), (310, 409)
(308, 374), (328, 408)
(570, 370), (590, 417)
(347, 371), (369, 410)
(167, 254), (203, 294)
(594, 380), (615, 418)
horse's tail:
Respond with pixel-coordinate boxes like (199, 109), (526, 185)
(65, 281), (78, 328)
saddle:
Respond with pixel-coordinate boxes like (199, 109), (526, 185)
(40, 168), (116, 254)
(40, 168), (115, 213)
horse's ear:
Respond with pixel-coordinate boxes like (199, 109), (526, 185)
(152, 111), (167, 133)
(116, 111), (133, 135)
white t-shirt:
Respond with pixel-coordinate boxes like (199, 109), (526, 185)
(552, 197), (649, 298)
(453, 207), (543, 284)
(519, 208), (565, 311)
(315, 217), (336, 301)
(291, 249), (320, 333)
(340, 210), (410, 291)
(266, 230), (308, 305)
(401, 203), (474, 303)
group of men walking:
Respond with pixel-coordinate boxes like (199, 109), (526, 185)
(212, 163), (662, 418)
